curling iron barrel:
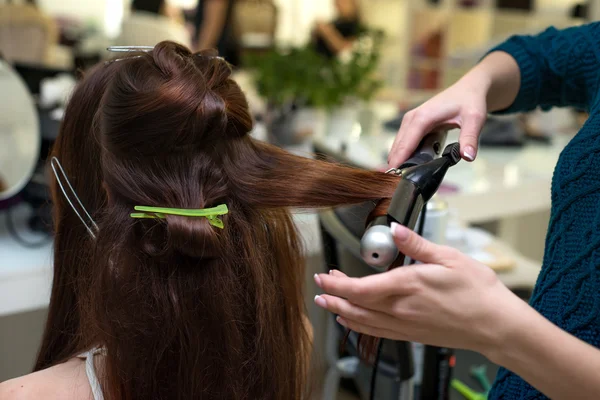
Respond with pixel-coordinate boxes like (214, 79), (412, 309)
(360, 132), (461, 270)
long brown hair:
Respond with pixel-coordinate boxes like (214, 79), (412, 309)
(36, 41), (399, 399)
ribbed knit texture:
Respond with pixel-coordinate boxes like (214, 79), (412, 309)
(487, 22), (600, 399)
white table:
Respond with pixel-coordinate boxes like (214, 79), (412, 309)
(0, 205), (53, 318)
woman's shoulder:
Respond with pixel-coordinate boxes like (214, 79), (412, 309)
(0, 357), (91, 400)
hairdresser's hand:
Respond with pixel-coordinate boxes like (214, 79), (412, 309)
(388, 77), (487, 168)
(388, 52), (522, 167)
(313, 223), (530, 355)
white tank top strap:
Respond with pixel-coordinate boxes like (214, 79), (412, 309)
(76, 347), (105, 400)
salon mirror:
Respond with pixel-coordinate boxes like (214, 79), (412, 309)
(0, 58), (40, 202)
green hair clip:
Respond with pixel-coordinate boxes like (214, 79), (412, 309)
(130, 204), (229, 229)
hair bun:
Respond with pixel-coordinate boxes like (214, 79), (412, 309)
(100, 40), (252, 158)
(166, 215), (224, 259)
(137, 215), (224, 260)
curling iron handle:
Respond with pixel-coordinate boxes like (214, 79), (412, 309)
(398, 130), (448, 169)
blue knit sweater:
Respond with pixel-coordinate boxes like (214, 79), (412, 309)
(487, 23), (600, 399)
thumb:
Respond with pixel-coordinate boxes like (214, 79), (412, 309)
(458, 111), (485, 162)
(391, 222), (456, 265)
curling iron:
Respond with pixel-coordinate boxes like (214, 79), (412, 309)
(360, 131), (461, 270)
(360, 131), (461, 400)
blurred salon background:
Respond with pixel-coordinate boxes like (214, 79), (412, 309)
(0, 0), (595, 399)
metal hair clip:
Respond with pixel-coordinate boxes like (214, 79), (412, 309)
(107, 46), (154, 52)
(105, 46), (154, 64)
(50, 157), (99, 239)
(105, 45), (226, 64)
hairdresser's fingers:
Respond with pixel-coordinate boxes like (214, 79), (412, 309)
(314, 294), (393, 331)
(391, 223), (461, 267)
(335, 316), (407, 342)
(388, 110), (426, 168)
(328, 269), (347, 278)
(458, 109), (486, 162)
(315, 267), (420, 303)
(388, 106), (459, 168)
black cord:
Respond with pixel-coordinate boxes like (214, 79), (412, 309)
(5, 206), (52, 249)
(369, 338), (384, 400)
(369, 204), (428, 400)
(410, 204), (428, 265)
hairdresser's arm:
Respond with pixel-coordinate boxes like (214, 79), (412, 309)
(313, 225), (600, 400)
(314, 22), (355, 54)
(195, 0), (228, 51)
(488, 305), (600, 400)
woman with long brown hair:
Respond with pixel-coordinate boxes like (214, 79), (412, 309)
(0, 41), (397, 399)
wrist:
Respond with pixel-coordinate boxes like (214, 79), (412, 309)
(461, 64), (493, 96)
(478, 286), (533, 364)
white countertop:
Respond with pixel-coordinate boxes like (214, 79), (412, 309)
(0, 205), (53, 317)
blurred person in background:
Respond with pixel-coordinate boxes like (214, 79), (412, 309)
(312, 0), (362, 59)
(193, 0), (240, 66)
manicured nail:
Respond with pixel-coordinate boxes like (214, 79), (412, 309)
(314, 273), (322, 288)
(463, 146), (476, 161)
(314, 295), (327, 308)
(391, 222), (409, 241)
(336, 316), (347, 327)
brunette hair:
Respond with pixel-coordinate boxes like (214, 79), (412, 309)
(36, 41), (398, 399)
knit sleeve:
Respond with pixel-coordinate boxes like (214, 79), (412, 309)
(488, 22), (600, 114)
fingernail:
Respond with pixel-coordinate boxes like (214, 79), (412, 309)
(314, 273), (322, 288)
(329, 269), (333, 275)
(336, 316), (347, 327)
(314, 295), (327, 308)
(391, 222), (409, 241)
(463, 146), (476, 161)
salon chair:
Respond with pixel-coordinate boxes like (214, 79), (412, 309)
(233, 0), (278, 57)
